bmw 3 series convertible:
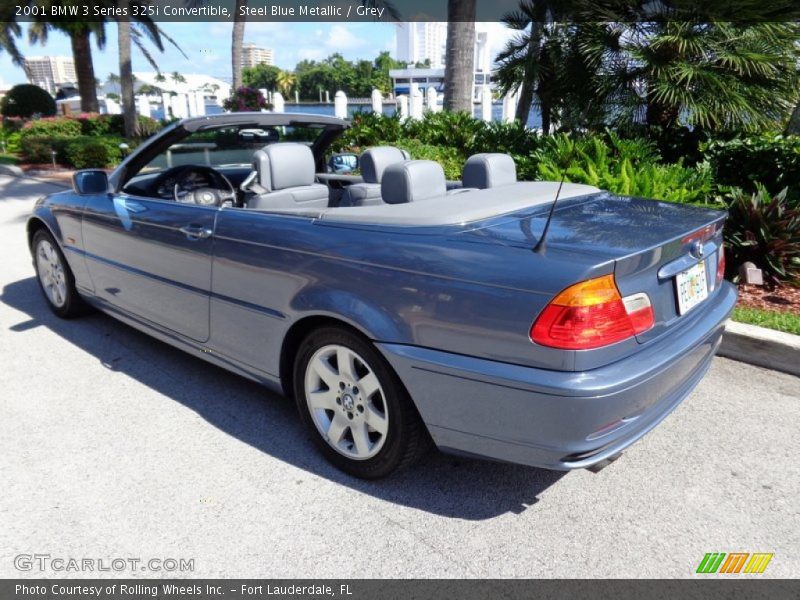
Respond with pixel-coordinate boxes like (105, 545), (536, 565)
(28, 113), (736, 478)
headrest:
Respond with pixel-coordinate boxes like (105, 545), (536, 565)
(360, 146), (410, 184)
(381, 160), (447, 205)
(252, 143), (315, 191)
(462, 153), (517, 189)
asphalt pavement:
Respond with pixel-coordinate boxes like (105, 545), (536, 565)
(1, 174), (798, 578)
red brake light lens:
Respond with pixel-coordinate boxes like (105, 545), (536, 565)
(530, 274), (654, 350)
(716, 245), (726, 284)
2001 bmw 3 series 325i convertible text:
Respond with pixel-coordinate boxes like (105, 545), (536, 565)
(28, 114), (736, 478)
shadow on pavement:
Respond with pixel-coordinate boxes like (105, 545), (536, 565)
(2, 276), (566, 520)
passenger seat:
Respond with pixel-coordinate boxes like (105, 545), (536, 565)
(461, 153), (517, 189)
(338, 146), (410, 207)
(246, 143), (329, 210)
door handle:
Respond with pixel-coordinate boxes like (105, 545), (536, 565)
(179, 224), (213, 240)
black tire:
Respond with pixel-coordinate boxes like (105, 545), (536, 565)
(32, 229), (90, 319)
(293, 326), (430, 479)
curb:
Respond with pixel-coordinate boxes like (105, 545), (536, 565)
(719, 320), (800, 377)
(0, 165), (71, 188)
(0, 164), (24, 177)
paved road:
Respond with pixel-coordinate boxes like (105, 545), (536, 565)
(1, 175), (798, 578)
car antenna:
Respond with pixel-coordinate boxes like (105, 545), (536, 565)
(533, 100), (595, 255)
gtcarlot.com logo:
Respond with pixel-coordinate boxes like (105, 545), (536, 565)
(14, 554), (195, 573)
(696, 552), (773, 574)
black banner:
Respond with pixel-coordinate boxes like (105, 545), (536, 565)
(5, 0), (800, 23)
(3, 580), (800, 600)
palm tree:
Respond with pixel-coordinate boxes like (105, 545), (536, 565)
(171, 71), (187, 85)
(578, 20), (800, 132)
(443, 0), (476, 112)
(275, 70), (296, 96)
(231, 1), (247, 90)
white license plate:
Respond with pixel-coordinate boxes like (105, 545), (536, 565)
(676, 261), (708, 315)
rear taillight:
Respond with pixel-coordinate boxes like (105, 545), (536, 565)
(716, 245), (726, 284)
(530, 274), (654, 350)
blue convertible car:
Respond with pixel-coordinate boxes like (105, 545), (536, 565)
(28, 113), (736, 478)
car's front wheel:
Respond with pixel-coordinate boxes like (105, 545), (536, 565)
(294, 326), (429, 478)
(32, 229), (88, 318)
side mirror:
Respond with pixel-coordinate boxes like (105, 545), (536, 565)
(328, 153), (359, 174)
(72, 170), (109, 195)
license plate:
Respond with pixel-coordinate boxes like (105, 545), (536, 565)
(676, 261), (708, 315)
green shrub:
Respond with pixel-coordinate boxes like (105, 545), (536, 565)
(0, 127), (22, 154)
(335, 111), (403, 149)
(0, 84), (56, 118)
(21, 117), (82, 139)
(20, 135), (68, 164)
(20, 134), (124, 167)
(703, 134), (800, 199)
(391, 139), (465, 180)
(64, 137), (122, 168)
(535, 131), (712, 204)
(723, 185), (800, 284)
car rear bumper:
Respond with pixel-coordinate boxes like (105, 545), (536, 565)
(377, 281), (737, 470)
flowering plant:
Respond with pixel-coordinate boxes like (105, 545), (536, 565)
(222, 87), (271, 112)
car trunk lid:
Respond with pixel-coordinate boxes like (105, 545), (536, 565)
(460, 192), (727, 343)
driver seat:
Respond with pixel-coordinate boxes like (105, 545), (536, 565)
(246, 143), (329, 210)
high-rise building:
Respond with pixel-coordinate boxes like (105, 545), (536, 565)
(241, 43), (275, 68)
(395, 23), (495, 72)
(395, 22), (448, 68)
(24, 56), (76, 94)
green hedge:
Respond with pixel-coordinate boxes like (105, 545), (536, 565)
(20, 134), (124, 168)
(20, 114), (160, 140)
(703, 134), (800, 200)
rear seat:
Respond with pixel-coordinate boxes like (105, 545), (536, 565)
(461, 153), (517, 189)
(339, 146), (410, 207)
(381, 160), (447, 204)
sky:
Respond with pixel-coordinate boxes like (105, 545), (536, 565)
(0, 21), (516, 88)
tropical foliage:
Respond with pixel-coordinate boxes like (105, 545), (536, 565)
(495, 6), (800, 134)
(723, 186), (800, 283)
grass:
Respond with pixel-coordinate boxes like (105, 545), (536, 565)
(732, 306), (800, 336)
(0, 154), (19, 165)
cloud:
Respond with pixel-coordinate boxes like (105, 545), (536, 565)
(324, 25), (367, 51)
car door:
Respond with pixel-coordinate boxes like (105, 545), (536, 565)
(81, 192), (216, 342)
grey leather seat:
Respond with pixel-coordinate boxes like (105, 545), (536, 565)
(339, 146), (410, 207)
(246, 143), (329, 210)
(381, 160), (447, 204)
(462, 153), (517, 189)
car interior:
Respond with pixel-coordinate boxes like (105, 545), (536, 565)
(119, 122), (598, 225)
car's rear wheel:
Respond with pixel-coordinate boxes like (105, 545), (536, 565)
(294, 326), (429, 478)
(32, 229), (88, 318)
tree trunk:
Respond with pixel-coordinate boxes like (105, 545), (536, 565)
(443, 0), (476, 113)
(785, 98), (800, 135)
(70, 28), (99, 113)
(231, 0), (247, 91)
(117, 10), (135, 138)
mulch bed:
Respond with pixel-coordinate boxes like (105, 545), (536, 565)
(19, 164), (75, 185)
(737, 282), (800, 314)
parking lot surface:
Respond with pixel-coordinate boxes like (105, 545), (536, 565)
(1, 175), (798, 578)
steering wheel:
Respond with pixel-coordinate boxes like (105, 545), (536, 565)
(155, 165), (237, 207)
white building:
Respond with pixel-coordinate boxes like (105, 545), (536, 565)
(241, 43), (274, 68)
(24, 56), (76, 94)
(395, 22), (448, 67)
(395, 23), (495, 73)
(389, 67), (494, 102)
